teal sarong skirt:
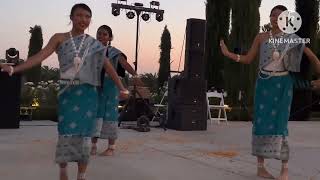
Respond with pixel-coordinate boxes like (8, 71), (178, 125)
(252, 72), (293, 160)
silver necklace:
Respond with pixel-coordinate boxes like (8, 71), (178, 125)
(269, 31), (285, 61)
(69, 31), (86, 71)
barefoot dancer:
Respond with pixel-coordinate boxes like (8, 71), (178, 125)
(1, 4), (128, 180)
(91, 25), (142, 156)
(220, 5), (320, 180)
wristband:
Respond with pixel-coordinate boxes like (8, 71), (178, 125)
(236, 54), (241, 62)
(121, 90), (130, 95)
(9, 66), (14, 76)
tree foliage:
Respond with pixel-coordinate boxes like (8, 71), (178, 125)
(158, 25), (171, 90)
(25, 25), (43, 84)
(205, 0), (231, 90)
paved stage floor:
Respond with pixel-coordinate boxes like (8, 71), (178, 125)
(0, 121), (319, 180)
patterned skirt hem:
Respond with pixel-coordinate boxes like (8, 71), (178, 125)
(252, 135), (289, 161)
(93, 120), (118, 140)
(55, 136), (91, 164)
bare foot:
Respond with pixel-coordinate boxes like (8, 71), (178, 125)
(90, 145), (97, 156)
(77, 173), (86, 180)
(276, 168), (288, 180)
(99, 148), (114, 156)
(60, 171), (68, 180)
(257, 167), (275, 179)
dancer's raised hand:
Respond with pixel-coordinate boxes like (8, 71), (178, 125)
(220, 40), (230, 57)
(0, 64), (14, 76)
(311, 79), (320, 90)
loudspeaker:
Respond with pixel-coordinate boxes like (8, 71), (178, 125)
(168, 77), (207, 105)
(0, 72), (22, 128)
(167, 104), (207, 131)
(167, 76), (207, 131)
(184, 18), (206, 79)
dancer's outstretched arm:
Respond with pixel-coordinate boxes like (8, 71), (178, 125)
(1, 34), (60, 75)
(104, 58), (129, 99)
(118, 55), (136, 76)
(220, 34), (261, 64)
(118, 55), (144, 86)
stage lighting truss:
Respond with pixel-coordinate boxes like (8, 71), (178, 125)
(111, 1), (164, 22)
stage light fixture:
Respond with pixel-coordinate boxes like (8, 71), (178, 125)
(7, 48), (18, 58)
(156, 12), (163, 22)
(150, 1), (160, 6)
(126, 11), (135, 19)
(112, 7), (120, 16)
(141, 13), (150, 21)
(6, 48), (20, 64)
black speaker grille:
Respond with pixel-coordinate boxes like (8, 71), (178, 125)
(184, 18), (206, 80)
(0, 72), (22, 129)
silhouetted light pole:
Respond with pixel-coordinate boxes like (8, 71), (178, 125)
(111, 0), (164, 72)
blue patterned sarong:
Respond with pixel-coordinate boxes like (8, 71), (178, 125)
(93, 46), (124, 139)
(252, 73), (293, 160)
(94, 78), (119, 139)
(58, 84), (99, 136)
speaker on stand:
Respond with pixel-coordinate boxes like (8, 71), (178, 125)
(167, 18), (207, 131)
(0, 48), (22, 129)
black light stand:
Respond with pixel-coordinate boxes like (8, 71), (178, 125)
(111, 0), (164, 123)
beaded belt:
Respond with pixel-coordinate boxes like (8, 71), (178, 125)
(59, 79), (81, 85)
(260, 70), (289, 77)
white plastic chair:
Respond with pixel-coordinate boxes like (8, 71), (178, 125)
(207, 91), (228, 124)
(151, 91), (168, 122)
